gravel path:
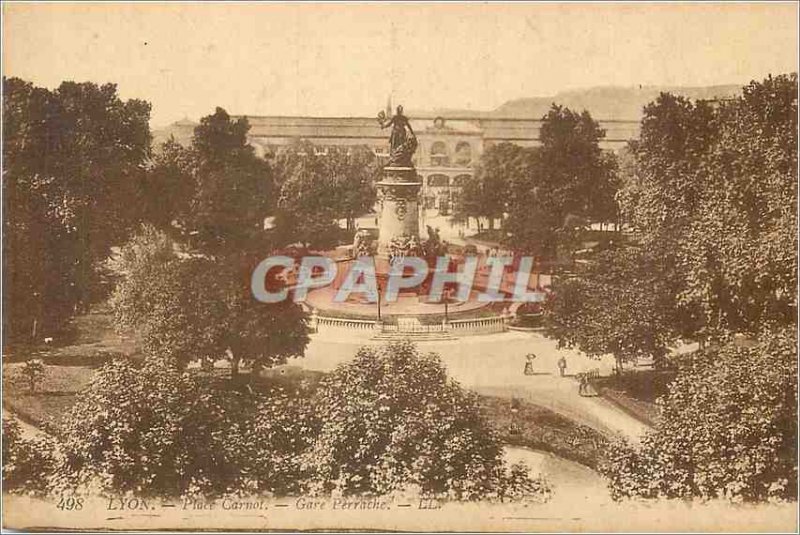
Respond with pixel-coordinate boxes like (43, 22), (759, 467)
(299, 331), (650, 442)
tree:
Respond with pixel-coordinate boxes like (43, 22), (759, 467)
(137, 257), (232, 368)
(140, 138), (195, 231)
(503, 105), (618, 256)
(679, 75), (797, 336)
(620, 74), (797, 340)
(500, 147), (554, 256)
(109, 227), (309, 374)
(273, 160), (341, 248)
(537, 105), (612, 222)
(326, 146), (379, 231)
(546, 246), (687, 372)
(54, 358), (265, 496)
(601, 329), (797, 502)
(2, 416), (56, 494)
(216, 255), (310, 376)
(622, 93), (717, 248)
(19, 359), (46, 394)
(304, 341), (550, 501)
(107, 224), (177, 328)
(456, 142), (522, 230)
(3, 78), (152, 342)
(270, 141), (378, 247)
(176, 108), (274, 255)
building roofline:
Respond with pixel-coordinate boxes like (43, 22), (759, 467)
(234, 114), (641, 125)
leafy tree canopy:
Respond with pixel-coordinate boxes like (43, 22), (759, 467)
(305, 341), (550, 501)
(502, 105), (618, 256)
(272, 141), (378, 249)
(109, 225), (308, 373)
(602, 328), (797, 502)
(618, 74), (797, 338)
(3, 77), (152, 342)
(546, 246), (691, 371)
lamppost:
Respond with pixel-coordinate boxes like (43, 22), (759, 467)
(443, 287), (454, 323)
(376, 281), (382, 322)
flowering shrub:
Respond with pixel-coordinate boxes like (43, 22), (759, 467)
(2, 416), (56, 494)
(601, 329), (797, 502)
(52, 358), (303, 497)
(304, 341), (549, 501)
(46, 344), (550, 502)
(243, 391), (319, 496)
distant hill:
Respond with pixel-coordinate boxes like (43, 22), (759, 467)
(151, 117), (196, 149)
(421, 84), (742, 121)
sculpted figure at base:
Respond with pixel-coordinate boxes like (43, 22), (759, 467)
(388, 234), (422, 265)
(352, 229), (372, 258)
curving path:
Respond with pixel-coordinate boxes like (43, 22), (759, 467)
(504, 446), (611, 504)
(297, 330), (650, 443)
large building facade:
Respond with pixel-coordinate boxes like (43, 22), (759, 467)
(154, 114), (639, 214)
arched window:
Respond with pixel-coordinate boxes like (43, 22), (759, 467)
(451, 174), (471, 187)
(430, 141), (449, 167)
(454, 142), (472, 166)
(427, 174), (449, 187)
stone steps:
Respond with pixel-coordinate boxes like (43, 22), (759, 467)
(371, 330), (455, 341)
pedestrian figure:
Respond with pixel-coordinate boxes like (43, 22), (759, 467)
(524, 353), (536, 376)
(578, 373), (589, 396)
(557, 356), (567, 377)
(524, 361), (534, 376)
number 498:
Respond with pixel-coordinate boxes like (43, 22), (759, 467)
(57, 496), (83, 511)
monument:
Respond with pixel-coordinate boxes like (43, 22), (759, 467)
(375, 105), (423, 262)
(307, 103), (500, 322)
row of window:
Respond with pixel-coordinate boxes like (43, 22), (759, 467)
(372, 141), (474, 167)
(264, 141), (474, 167)
(429, 141), (472, 166)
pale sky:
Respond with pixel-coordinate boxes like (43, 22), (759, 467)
(3, 2), (798, 127)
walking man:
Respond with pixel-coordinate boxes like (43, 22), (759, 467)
(578, 373), (588, 395)
(557, 356), (567, 377)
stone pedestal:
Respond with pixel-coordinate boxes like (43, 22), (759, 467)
(375, 166), (422, 256)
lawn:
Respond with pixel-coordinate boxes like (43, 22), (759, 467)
(477, 394), (609, 470)
(588, 369), (677, 427)
(3, 304), (141, 432)
(3, 364), (94, 435)
(3, 304), (139, 366)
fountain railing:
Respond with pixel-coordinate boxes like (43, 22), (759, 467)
(312, 315), (377, 331)
(447, 315), (508, 334)
(310, 311), (510, 336)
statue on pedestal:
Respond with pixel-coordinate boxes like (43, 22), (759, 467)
(377, 105), (417, 167)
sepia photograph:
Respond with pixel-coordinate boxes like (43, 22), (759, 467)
(1, 2), (798, 532)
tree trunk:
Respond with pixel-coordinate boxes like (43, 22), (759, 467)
(229, 351), (240, 379)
